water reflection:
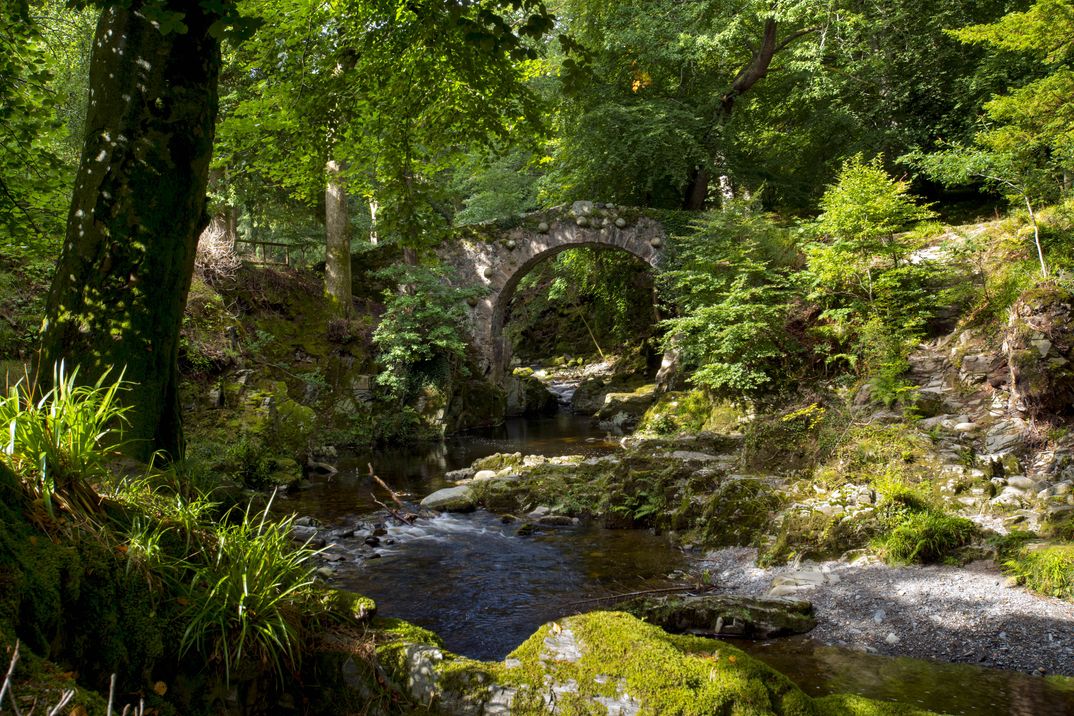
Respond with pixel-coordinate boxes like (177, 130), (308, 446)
(738, 638), (1074, 716)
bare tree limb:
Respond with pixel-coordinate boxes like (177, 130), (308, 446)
(1, 640), (20, 714)
(46, 690), (74, 716)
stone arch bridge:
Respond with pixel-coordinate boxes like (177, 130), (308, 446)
(438, 202), (666, 381)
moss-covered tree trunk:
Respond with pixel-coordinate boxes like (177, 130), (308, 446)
(39, 1), (222, 462)
(324, 160), (353, 316)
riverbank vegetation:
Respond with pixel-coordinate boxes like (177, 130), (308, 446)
(5, 0), (1074, 711)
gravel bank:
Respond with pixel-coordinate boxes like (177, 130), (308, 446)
(700, 547), (1074, 676)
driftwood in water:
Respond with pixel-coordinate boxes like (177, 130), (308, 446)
(368, 464), (421, 525)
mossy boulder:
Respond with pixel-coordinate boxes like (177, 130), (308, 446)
(472, 452), (526, 472)
(372, 611), (938, 715)
(639, 390), (745, 436)
(595, 383), (659, 429)
(314, 589), (378, 624)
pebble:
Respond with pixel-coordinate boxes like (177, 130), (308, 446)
(700, 547), (1074, 676)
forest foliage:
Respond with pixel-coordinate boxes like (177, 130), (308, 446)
(3, 0), (1074, 413)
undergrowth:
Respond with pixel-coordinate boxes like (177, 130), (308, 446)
(1002, 543), (1074, 600)
(0, 366), (354, 706)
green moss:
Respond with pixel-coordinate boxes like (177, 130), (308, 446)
(0, 635), (111, 715)
(313, 589), (377, 624)
(371, 617), (446, 680)
(373, 617), (444, 647)
(500, 612), (815, 715)
(677, 477), (782, 548)
(814, 693), (939, 715)
(639, 390), (744, 436)
(472, 452), (525, 472)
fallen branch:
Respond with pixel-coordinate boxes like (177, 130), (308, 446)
(368, 464), (422, 525)
(369, 494), (418, 525)
(369, 464), (408, 511)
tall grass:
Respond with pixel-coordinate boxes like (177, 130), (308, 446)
(180, 493), (319, 683)
(0, 363), (128, 517)
(1004, 544), (1074, 600)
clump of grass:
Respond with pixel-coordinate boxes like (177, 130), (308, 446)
(180, 493), (319, 683)
(875, 511), (977, 565)
(0, 363), (129, 518)
(1003, 544), (1074, 600)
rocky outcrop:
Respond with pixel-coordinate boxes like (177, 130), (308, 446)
(619, 594), (816, 639)
(1005, 283), (1074, 418)
(504, 373), (558, 417)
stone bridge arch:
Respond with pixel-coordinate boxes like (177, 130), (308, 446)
(439, 202), (666, 381)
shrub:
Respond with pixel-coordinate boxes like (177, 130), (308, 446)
(1003, 544), (1074, 599)
(875, 511), (977, 564)
(658, 200), (799, 403)
(372, 262), (483, 401)
(180, 496), (319, 683)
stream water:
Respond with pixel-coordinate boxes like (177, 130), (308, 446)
(277, 412), (1074, 715)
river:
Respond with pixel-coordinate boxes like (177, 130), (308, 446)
(277, 413), (1074, 715)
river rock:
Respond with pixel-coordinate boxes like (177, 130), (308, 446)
(618, 594), (816, 639)
(420, 485), (477, 512)
(473, 469), (499, 480)
(595, 384), (658, 430)
(446, 467), (474, 481)
(537, 514), (576, 527)
(571, 377), (612, 414)
(504, 373), (558, 417)
(292, 523), (327, 548)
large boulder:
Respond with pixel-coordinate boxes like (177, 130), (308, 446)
(571, 375), (613, 414)
(504, 374), (558, 417)
(595, 383), (658, 430)
(419, 485), (477, 512)
(369, 611), (935, 715)
(443, 379), (507, 432)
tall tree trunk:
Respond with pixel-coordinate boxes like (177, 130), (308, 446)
(324, 159), (353, 316)
(38, 1), (222, 462)
(684, 19), (788, 209)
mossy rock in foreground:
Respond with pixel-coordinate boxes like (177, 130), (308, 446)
(374, 611), (941, 715)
